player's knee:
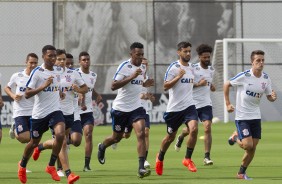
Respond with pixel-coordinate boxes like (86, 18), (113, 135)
(123, 133), (131, 139)
(242, 143), (254, 151)
(72, 140), (81, 147)
(189, 126), (198, 136)
(17, 136), (30, 144)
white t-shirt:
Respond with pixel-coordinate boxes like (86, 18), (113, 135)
(192, 63), (214, 109)
(230, 69), (272, 120)
(60, 68), (85, 115)
(73, 93), (80, 121)
(112, 59), (146, 112)
(76, 68), (97, 114)
(7, 69), (34, 118)
(164, 60), (195, 112)
(26, 64), (63, 119)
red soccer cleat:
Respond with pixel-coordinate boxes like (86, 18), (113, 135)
(68, 172), (80, 184)
(18, 161), (27, 184)
(182, 158), (197, 172)
(32, 147), (41, 161)
(155, 153), (163, 175)
(45, 165), (60, 181)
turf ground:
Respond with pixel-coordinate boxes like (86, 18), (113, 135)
(0, 122), (281, 184)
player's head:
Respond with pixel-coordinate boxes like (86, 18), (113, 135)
(130, 42), (144, 66)
(66, 53), (74, 69)
(251, 50), (265, 71)
(79, 51), (90, 70)
(196, 44), (213, 67)
(42, 45), (56, 68)
(26, 53), (38, 70)
(177, 41), (192, 63)
(55, 49), (66, 68)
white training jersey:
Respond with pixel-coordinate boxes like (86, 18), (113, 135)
(26, 64), (63, 119)
(230, 69), (272, 120)
(164, 60), (195, 112)
(112, 59), (146, 112)
(76, 68), (97, 114)
(7, 69), (34, 118)
(73, 93), (80, 121)
(60, 68), (85, 115)
(192, 63), (214, 109)
(141, 87), (151, 114)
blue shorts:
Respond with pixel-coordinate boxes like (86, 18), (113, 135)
(163, 105), (198, 134)
(235, 119), (261, 140)
(71, 120), (83, 134)
(31, 111), (65, 139)
(124, 113), (150, 134)
(64, 114), (74, 130)
(14, 116), (31, 135)
(80, 112), (94, 128)
(111, 107), (146, 133)
(197, 106), (213, 122)
(0, 121), (2, 129)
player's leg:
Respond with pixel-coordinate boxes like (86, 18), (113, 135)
(14, 116), (31, 143)
(70, 120), (83, 147)
(175, 126), (189, 152)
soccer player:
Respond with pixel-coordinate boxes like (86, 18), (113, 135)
(155, 41), (198, 175)
(0, 73), (4, 143)
(97, 42), (154, 178)
(66, 53), (74, 69)
(4, 53), (38, 143)
(174, 44), (216, 166)
(224, 50), (277, 180)
(17, 45), (66, 184)
(111, 58), (155, 169)
(77, 51), (102, 171)
(32, 49), (87, 182)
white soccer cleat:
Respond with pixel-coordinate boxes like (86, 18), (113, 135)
(26, 169), (32, 173)
(203, 158), (213, 166)
(111, 143), (118, 150)
(144, 160), (150, 169)
(57, 169), (65, 177)
(9, 123), (16, 139)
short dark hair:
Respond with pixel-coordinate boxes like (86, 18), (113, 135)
(196, 44), (213, 55)
(177, 41), (192, 51)
(26, 53), (38, 61)
(66, 53), (73, 59)
(56, 49), (66, 56)
(130, 42), (144, 50)
(42, 45), (56, 54)
(79, 51), (90, 60)
(251, 50), (264, 60)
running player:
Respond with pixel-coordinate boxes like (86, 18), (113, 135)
(0, 73), (4, 143)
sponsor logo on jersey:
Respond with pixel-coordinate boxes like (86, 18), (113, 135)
(39, 68), (44, 72)
(67, 70), (73, 73)
(245, 73), (251, 77)
(246, 90), (262, 98)
(131, 79), (143, 85)
(62, 86), (73, 92)
(43, 86), (60, 92)
(175, 64), (180, 68)
(181, 78), (194, 83)
(19, 87), (26, 92)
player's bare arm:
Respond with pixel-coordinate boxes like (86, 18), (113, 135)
(111, 68), (142, 91)
(194, 78), (207, 88)
(163, 68), (185, 91)
(25, 76), (54, 99)
(210, 83), (216, 92)
(223, 81), (235, 113)
(92, 89), (102, 103)
(143, 78), (154, 87)
(267, 90), (277, 102)
(72, 83), (88, 94)
(4, 86), (23, 102)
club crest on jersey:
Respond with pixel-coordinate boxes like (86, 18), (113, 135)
(39, 68), (44, 72)
(65, 75), (72, 82)
(261, 82), (266, 90)
(128, 65), (132, 68)
(175, 64), (180, 68)
(18, 73), (24, 77)
(67, 70), (73, 73)
(33, 130), (39, 137)
(245, 73), (251, 77)
(263, 74), (268, 79)
(17, 125), (23, 132)
(56, 75), (60, 82)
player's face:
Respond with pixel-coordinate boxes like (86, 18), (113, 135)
(26, 56), (38, 70)
(178, 47), (191, 63)
(199, 52), (211, 67)
(252, 54), (264, 71)
(66, 58), (74, 68)
(55, 54), (66, 68)
(79, 55), (90, 69)
(130, 48), (144, 66)
(43, 50), (56, 68)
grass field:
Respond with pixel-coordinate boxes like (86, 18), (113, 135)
(0, 122), (281, 184)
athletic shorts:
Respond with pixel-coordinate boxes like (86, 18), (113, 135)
(111, 107), (146, 133)
(31, 111), (65, 139)
(71, 120), (83, 134)
(163, 105), (198, 134)
(80, 112), (94, 128)
(235, 119), (261, 140)
(0, 121), (2, 129)
(14, 116), (31, 135)
(197, 106), (213, 122)
(64, 114), (74, 130)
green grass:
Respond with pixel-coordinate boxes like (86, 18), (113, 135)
(0, 122), (281, 184)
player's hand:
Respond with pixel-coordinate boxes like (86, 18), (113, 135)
(72, 84), (79, 93)
(148, 93), (155, 102)
(178, 68), (186, 78)
(227, 104), (235, 113)
(81, 104), (87, 111)
(96, 94), (103, 103)
(271, 90), (277, 101)
(132, 68), (142, 78)
(210, 84), (216, 92)
(60, 92), (66, 100)
(43, 76), (54, 88)
(143, 79), (154, 87)
(0, 99), (4, 109)
(14, 94), (23, 102)
(198, 79), (207, 86)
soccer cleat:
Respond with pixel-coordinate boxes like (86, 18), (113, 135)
(137, 168), (151, 178)
(83, 166), (92, 172)
(97, 143), (105, 164)
(203, 158), (213, 166)
(9, 123), (16, 139)
(111, 143), (118, 150)
(174, 135), (184, 152)
(32, 147), (41, 161)
(144, 160), (150, 169)
(182, 158), (197, 172)
(18, 161), (27, 184)
(26, 169), (32, 173)
(237, 173), (252, 180)
(57, 169), (65, 177)
(155, 153), (163, 175)
(45, 165), (60, 181)
(228, 131), (238, 145)
(67, 173), (80, 184)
